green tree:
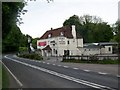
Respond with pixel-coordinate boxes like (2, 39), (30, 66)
(2, 1), (53, 53)
(63, 15), (113, 43)
(32, 38), (39, 49)
(2, 2), (26, 52)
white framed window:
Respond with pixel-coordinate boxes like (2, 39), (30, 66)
(48, 34), (52, 38)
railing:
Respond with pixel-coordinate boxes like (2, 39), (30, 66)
(63, 54), (119, 60)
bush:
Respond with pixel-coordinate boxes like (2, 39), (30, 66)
(89, 55), (99, 62)
(18, 53), (43, 60)
(19, 47), (28, 52)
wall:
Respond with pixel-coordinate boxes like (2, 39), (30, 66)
(37, 36), (83, 56)
(82, 48), (100, 55)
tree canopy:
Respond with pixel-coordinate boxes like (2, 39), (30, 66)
(2, 2), (27, 52)
(63, 15), (113, 43)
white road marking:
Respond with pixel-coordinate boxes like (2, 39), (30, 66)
(63, 66), (69, 68)
(58, 65), (61, 67)
(84, 69), (90, 72)
(53, 64), (56, 66)
(2, 57), (23, 87)
(47, 63), (50, 65)
(73, 68), (79, 70)
(117, 75), (120, 78)
(98, 72), (108, 75)
(4, 55), (115, 90)
(42, 62), (45, 63)
(37, 61), (41, 63)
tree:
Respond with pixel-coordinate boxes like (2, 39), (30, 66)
(2, 0), (54, 53)
(32, 38), (39, 49)
(2, 2), (26, 52)
(63, 15), (113, 43)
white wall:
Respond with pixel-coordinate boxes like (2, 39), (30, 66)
(37, 36), (83, 56)
(82, 48), (100, 55)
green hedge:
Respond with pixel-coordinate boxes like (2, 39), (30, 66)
(18, 53), (43, 60)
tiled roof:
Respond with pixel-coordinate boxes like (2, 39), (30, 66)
(40, 26), (82, 39)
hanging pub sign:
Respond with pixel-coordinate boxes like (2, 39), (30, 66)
(38, 41), (47, 46)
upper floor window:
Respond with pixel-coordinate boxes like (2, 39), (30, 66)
(48, 34), (52, 38)
(60, 32), (64, 36)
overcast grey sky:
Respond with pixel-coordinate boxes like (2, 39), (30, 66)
(19, 0), (119, 38)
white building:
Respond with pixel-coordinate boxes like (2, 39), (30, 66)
(37, 25), (83, 56)
(81, 42), (118, 55)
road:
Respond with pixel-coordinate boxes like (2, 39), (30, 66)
(2, 54), (119, 89)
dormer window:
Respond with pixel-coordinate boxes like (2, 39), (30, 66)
(60, 32), (64, 36)
(48, 34), (52, 38)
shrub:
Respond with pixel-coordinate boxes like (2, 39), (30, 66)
(19, 47), (28, 52)
(89, 55), (99, 62)
(18, 53), (43, 60)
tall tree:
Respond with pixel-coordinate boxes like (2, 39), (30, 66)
(2, 2), (26, 52)
(63, 15), (113, 43)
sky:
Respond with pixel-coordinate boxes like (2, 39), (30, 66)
(18, 0), (120, 38)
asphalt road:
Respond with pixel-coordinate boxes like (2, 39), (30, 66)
(2, 54), (119, 89)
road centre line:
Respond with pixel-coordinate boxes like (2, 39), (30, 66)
(116, 75), (120, 78)
(42, 62), (45, 63)
(63, 66), (69, 68)
(98, 72), (108, 75)
(73, 68), (79, 70)
(4, 55), (115, 90)
(58, 65), (62, 67)
(83, 69), (91, 72)
(2, 58), (23, 87)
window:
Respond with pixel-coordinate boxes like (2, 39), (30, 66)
(48, 34), (52, 38)
(67, 41), (69, 44)
(60, 32), (64, 36)
(108, 47), (111, 51)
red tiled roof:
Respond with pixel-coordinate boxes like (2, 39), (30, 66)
(40, 26), (82, 39)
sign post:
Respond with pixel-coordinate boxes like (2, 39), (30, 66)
(27, 36), (31, 53)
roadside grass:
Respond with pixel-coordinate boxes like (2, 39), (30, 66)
(2, 66), (9, 89)
(0, 64), (2, 89)
(18, 53), (43, 60)
(62, 59), (120, 64)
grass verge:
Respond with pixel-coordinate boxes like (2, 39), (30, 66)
(2, 66), (9, 89)
(0, 64), (2, 89)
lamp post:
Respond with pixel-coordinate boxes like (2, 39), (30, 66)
(27, 35), (32, 53)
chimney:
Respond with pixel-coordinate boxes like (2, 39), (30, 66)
(51, 28), (53, 30)
(72, 25), (76, 38)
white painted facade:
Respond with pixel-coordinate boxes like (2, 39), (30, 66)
(37, 25), (83, 56)
(37, 25), (117, 56)
(100, 46), (113, 54)
(81, 43), (114, 56)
